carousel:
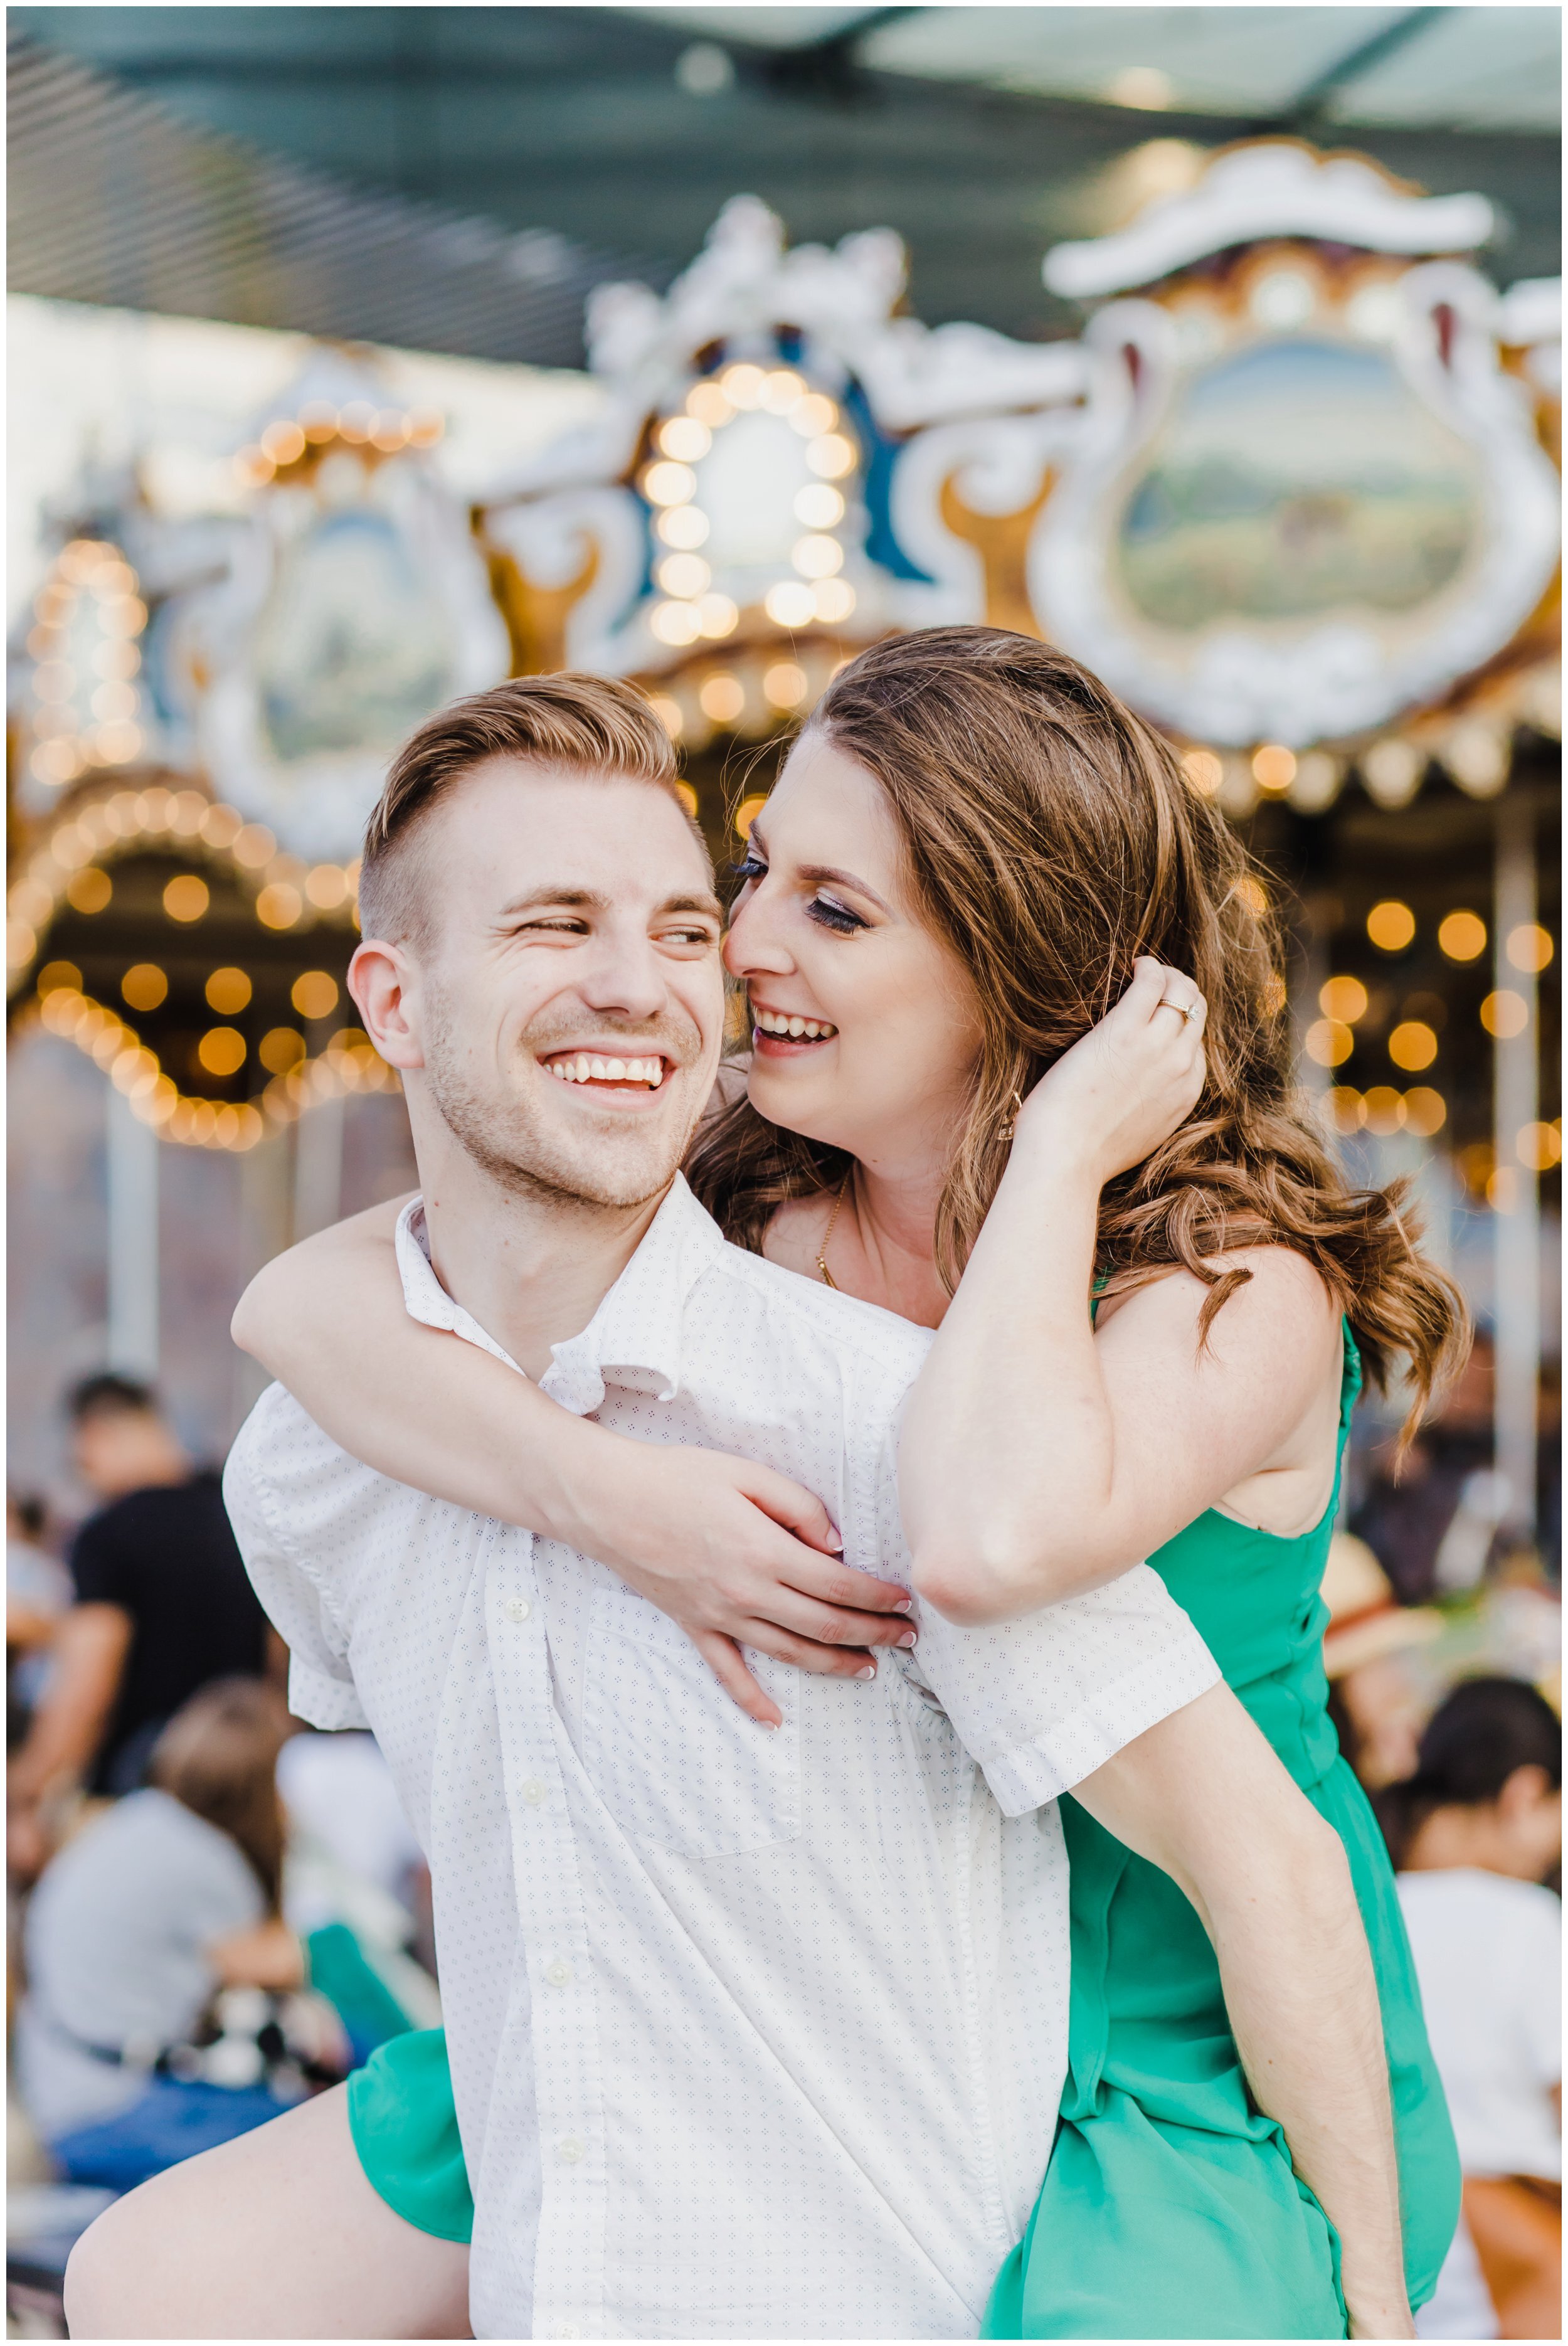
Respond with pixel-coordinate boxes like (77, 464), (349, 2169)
(8, 135), (1561, 1527)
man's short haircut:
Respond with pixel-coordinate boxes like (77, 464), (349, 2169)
(68, 1372), (159, 1425)
(359, 674), (694, 947)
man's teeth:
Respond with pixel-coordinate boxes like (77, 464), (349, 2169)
(547, 1054), (665, 1086)
(753, 1009), (837, 1039)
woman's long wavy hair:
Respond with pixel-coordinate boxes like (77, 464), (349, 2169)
(687, 626), (1468, 1437)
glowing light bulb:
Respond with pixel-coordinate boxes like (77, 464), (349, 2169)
(765, 581), (816, 629)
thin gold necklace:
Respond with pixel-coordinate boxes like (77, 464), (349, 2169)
(816, 1171), (852, 1288)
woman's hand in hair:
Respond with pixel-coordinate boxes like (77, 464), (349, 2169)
(1016, 956), (1206, 1186)
(903, 953), (1343, 1622)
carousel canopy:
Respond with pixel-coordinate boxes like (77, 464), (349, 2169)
(9, 5), (1562, 364)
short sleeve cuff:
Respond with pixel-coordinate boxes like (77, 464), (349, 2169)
(287, 1654), (371, 1733)
(978, 1636), (1222, 1817)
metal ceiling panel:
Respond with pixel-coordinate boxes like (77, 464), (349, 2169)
(1327, 6), (1562, 130)
(642, 7), (882, 49)
(862, 6), (1411, 115)
(8, 7), (1560, 356)
(6, 33), (672, 366)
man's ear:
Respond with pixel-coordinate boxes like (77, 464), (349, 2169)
(1497, 1763), (1554, 1823)
(349, 938), (425, 1071)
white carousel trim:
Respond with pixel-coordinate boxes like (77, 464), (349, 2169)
(482, 194), (1090, 663)
(1027, 264), (1561, 748)
(191, 443), (507, 860)
(886, 409), (1078, 629)
(1498, 277), (1562, 349)
(847, 315), (1088, 432)
(485, 486), (652, 675)
(487, 196), (1088, 505)
(1498, 276), (1562, 395)
(1043, 144), (1494, 301)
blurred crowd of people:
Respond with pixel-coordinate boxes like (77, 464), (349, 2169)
(6, 1377), (438, 2327)
(1320, 1332), (1560, 2342)
(4, 1361), (1560, 2337)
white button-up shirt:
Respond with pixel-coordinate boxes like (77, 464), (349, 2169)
(226, 1177), (1219, 2340)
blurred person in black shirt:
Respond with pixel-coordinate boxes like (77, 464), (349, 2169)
(8, 1376), (270, 1878)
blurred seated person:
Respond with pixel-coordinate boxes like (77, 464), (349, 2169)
(1352, 1335), (1505, 1603)
(13, 1680), (310, 2193)
(1322, 1531), (1443, 1789)
(8, 1488), (72, 1741)
(1384, 1677), (1562, 2341)
(8, 1375), (271, 1876)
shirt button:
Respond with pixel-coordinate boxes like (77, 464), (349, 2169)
(521, 1780), (547, 1807)
(544, 1958), (572, 1988)
(504, 1596), (532, 1623)
(557, 2137), (585, 2164)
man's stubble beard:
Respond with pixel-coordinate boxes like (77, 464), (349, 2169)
(420, 982), (704, 1213)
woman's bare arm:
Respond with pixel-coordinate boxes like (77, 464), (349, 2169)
(1079, 1687), (1412, 2337)
(901, 959), (1342, 1623)
(233, 1207), (916, 1724)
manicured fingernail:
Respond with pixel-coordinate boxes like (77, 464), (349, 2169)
(827, 1532), (844, 1552)
(894, 1597), (914, 1611)
(758, 1718), (780, 1731)
(856, 1664), (876, 1679)
(897, 1630), (918, 1648)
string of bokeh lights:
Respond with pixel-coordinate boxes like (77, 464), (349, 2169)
(233, 399), (444, 489)
(643, 363), (858, 652)
(7, 783), (361, 975)
(25, 541), (149, 790)
(28, 972), (398, 1150)
(8, 783), (380, 1149)
(1175, 676), (1561, 819)
(1302, 899), (1559, 1200)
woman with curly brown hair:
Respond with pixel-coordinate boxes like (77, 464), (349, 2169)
(91, 630), (1465, 2338)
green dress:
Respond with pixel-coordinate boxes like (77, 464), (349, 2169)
(982, 1327), (1460, 2339)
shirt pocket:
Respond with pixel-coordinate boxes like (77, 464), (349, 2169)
(580, 1584), (802, 1859)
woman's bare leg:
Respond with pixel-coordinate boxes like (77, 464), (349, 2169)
(63, 2084), (470, 2340)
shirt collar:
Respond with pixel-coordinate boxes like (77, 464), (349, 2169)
(393, 1175), (729, 1417)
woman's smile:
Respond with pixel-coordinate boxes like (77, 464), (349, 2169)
(750, 1001), (839, 1054)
